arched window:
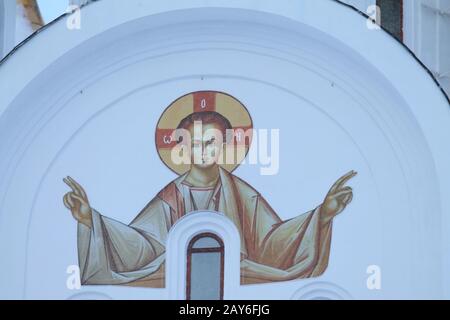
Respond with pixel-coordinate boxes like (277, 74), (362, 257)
(186, 233), (224, 300)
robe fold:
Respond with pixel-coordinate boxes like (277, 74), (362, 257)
(77, 167), (332, 287)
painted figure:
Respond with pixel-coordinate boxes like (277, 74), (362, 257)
(63, 91), (356, 287)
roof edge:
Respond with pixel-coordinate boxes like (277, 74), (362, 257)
(0, 0), (448, 104)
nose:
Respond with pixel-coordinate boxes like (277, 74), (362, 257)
(201, 144), (209, 160)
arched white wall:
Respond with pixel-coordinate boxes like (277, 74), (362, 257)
(0, 0), (448, 300)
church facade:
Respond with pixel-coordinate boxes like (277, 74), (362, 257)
(0, 0), (449, 300)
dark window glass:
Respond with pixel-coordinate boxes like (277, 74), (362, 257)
(377, 0), (403, 41)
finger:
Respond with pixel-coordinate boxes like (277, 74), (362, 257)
(67, 176), (85, 197)
(334, 171), (357, 189)
(67, 176), (87, 199)
(345, 193), (353, 205)
(337, 192), (353, 206)
(64, 176), (85, 199)
(65, 193), (75, 208)
(70, 193), (88, 206)
(330, 170), (357, 193)
(63, 194), (71, 209)
(63, 177), (82, 196)
(332, 186), (353, 197)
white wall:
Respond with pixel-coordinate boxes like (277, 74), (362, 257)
(0, 0), (17, 58)
(340, 0), (375, 13)
(0, 0), (449, 300)
(15, 1), (34, 44)
(404, 0), (450, 96)
(0, 0), (41, 57)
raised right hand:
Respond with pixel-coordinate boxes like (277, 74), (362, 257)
(63, 176), (93, 228)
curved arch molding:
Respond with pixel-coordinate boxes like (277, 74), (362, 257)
(0, 0), (449, 299)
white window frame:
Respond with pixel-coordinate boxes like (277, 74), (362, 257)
(165, 211), (241, 300)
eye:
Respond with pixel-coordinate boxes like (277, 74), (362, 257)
(205, 138), (216, 146)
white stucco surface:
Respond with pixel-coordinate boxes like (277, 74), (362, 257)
(0, 0), (449, 299)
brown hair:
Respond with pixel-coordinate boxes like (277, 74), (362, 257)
(176, 111), (233, 145)
(177, 111), (232, 135)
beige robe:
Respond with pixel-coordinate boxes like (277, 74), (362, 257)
(78, 167), (332, 287)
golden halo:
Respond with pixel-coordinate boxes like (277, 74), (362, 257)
(156, 91), (253, 175)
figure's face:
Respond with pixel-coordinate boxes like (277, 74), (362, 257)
(187, 122), (224, 170)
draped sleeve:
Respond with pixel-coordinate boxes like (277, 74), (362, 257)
(77, 197), (171, 286)
(232, 176), (332, 284)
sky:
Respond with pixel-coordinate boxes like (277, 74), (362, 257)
(37, 0), (69, 23)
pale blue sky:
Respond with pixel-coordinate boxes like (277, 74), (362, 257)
(37, 0), (69, 23)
